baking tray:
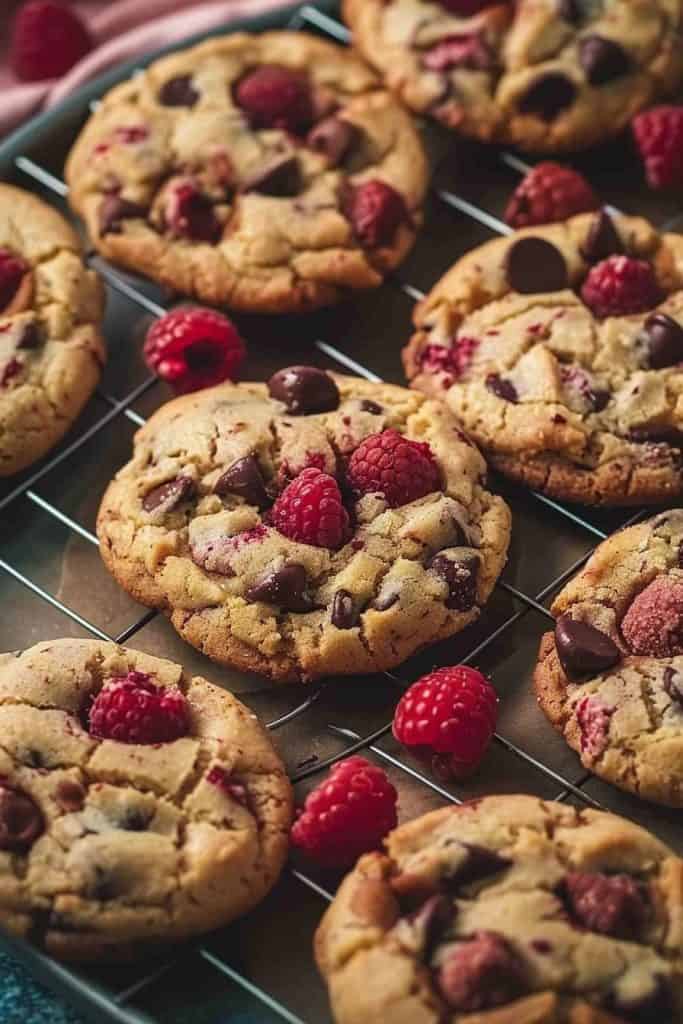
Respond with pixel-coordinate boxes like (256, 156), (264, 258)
(1, 3), (682, 1022)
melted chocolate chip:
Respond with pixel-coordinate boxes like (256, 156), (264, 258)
(17, 322), (41, 349)
(557, 0), (580, 22)
(448, 844), (511, 889)
(159, 75), (199, 107)
(243, 154), (301, 197)
(360, 399), (383, 414)
(506, 237), (569, 294)
(246, 563), (313, 611)
(639, 313), (683, 370)
(55, 781), (85, 813)
(409, 893), (451, 958)
(214, 455), (269, 508)
(267, 365), (340, 415)
(580, 35), (631, 86)
(142, 476), (195, 513)
(98, 195), (147, 236)
(120, 808), (150, 831)
(580, 209), (624, 264)
(307, 117), (359, 166)
(589, 388), (610, 412)
(0, 783), (44, 852)
(555, 614), (620, 680)
(485, 374), (518, 403)
(664, 666), (683, 705)
(430, 553), (479, 611)
(518, 74), (577, 121)
(331, 589), (358, 629)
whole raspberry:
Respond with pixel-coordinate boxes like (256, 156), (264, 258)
(234, 65), (312, 132)
(347, 429), (440, 508)
(88, 671), (189, 744)
(633, 106), (683, 190)
(505, 162), (598, 229)
(11, 1), (93, 82)
(271, 467), (350, 550)
(290, 756), (398, 868)
(621, 576), (683, 657)
(0, 248), (28, 311)
(393, 666), (497, 779)
(581, 256), (661, 319)
(343, 180), (408, 248)
(144, 307), (245, 394)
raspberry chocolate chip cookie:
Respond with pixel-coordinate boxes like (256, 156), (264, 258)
(96, 368), (510, 683)
(0, 638), (292, 960)
(404, 209), (683, 506)
(0, 184), (105, 476)
(315, 795), (683, 1023)
(535, 511), (683, 808)
(344, 0), (683, 153)
(65, 32), (429, 314)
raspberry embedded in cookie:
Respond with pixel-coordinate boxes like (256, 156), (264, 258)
(206, 766), (250, 808)
(234, 65), (313, 132)
(505, 162), (598, 229)
(143, 307), (245, 394)
(420, 337), (480, 384)
(563, 872), (648, 939)
(347, 430), (440, 507)
(437, 931), (525, 1012)
(271, 467), (350, 550)
(0, 248), (28, 312)
(576, 695), (614, 758)
(0, 782), (44, 852)
(164, 181), (222, 243)
(423, 33), (495, 73)
(343, 180), (408, 249)
(621, 576), (683, 657)
(581, 256), (662, 319)
(88, 671), (190, 744)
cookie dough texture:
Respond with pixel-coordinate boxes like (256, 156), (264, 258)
(96, 374), (510, 683)
(344, 0), (683, 152)
(0, 185), (105, 476)
(535, 510), (683, 808)
(404, 210), (683, 506)
(0, 639), (292, 960)
(315, 795), (683, 1024)
(65, 31), (429, 313)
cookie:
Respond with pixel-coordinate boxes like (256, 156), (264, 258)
(96, 368), (511, 684)
(65, 31), (429, 314)
(315, 794), (683, 1024)
(343, 0), (683, 153)
(0, 185), (105, 476)
(534, 510), (683, 808)
(404, 209), (683, 506)
(0, 638), (292, 960)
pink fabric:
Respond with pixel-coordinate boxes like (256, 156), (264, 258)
(0, 0), (291, 137)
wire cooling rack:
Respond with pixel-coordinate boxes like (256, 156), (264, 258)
(1, 3), (682, 1022)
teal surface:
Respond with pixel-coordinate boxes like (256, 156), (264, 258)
(0, 953), (84, 1024)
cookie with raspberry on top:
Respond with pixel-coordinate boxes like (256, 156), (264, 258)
(65, 31), (429, 314)
(96, 368), (510, 683)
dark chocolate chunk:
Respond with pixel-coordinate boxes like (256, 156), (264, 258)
(485, 373), (518, 403)
(589, 388), (610, 412)
(664, 666), (683, 705)
(0, 783), (44, 852)
(506, 237), (569, 294)
(555, 614), (620, 680)
(518, 73), (577, 121)
(307, 117), (359, 166)
(243, 154), (301, 197)
(408, 893), (451, 958)
(557, 0), (581, 22)
(246, 563), (313, 612)
(430, 553), (479, 612)
(580, 35), (631, 86)
(639, 313), (683, 370)
(55, 781), (85, 813)
(331, 589), (358, 629)
(360, 399), (383, 414)
(98, 195), (147, 236)
(159, 75), (199, 107)
(267, 365), (340, 415)
(17, 322), (41, 349)
(214, 455), (269, 508)
(448, 844), (511, 889)
(142, 476), (195, 514)
(120, 808), (150, 831)
(580, 209), (624, 264)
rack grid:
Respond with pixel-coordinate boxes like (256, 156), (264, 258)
(0, 4), (681, 1022)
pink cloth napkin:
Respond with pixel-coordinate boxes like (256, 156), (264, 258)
(0, 0), (292, 137)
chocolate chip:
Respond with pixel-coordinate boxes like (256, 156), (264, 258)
(17, 322), (41, 349)
(98, 195), (147, 236)
(360, 399), (383, 414)
(430, 553), (479, 612)
(555, 614), (620, 680)
(448, 844), (511, 889)
(408, 893), (451, 957)
(664, 666), (683, 705)
(307, 117), (359, 166)
(580, 35), (631, 86)
(639, 313), (683, 370)
(485, 373), (518, 403)
(120, 808), (150, 831)
(159, 75), (199, 107)
(0, 783), (44, 852)
(55, 781), (85, 813)
(580, 209), (624, 264)
(506, 237), (569, 294)
(246, 563), (313, 612)
(557, 0), (580, 22)
(331, 589), (358, 629)
(142, 476), (195, 513)
(588, 388), (610, 412)
(214, 455), (269, 508)
(243, 154), (301, 197)
(267, 365), (340, 415)
(518, 73), (577, 121)
(530, 938), (553, 954)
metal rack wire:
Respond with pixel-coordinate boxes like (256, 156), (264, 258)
(0, 4), (681, 1022)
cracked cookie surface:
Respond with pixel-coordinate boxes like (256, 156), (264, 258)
(535, 510), (683, 808)
(0, 185), (105, 476)
(344, 0), (683, 153)
(96, 370), (510, 684)
(0, 638), (292, 960)
(315, 794), (683, 1024)
(65, 31), (429, 314)
(404, 210), (683, 506)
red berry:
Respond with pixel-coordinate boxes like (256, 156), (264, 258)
(505, 162), (598, 229)
(347, 429), (440, 508)
(0, 248), (28, 311)
(11, 1), (93, 82)
(290, 756), (398, 868)
(144, 307), (245, 395)
(420, 336), (480, 382)
(164, 181), (221, 243)
(581, 255), (661, 319)
(88, 671), (189, 745)
(633, 105), (683, 190)
(393, 666), (497, 779)
(271, 467), (350, 550)
(235, 65), (312, 132)
(343, 180), (408, 248)
(440, 0), (500, 13)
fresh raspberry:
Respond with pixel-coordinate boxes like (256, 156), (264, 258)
(0, 248), (28, 310)
(88, 671), (189, 744)
(271, 467), (350, 550)
(11, 1), (93, 82)
(438, 931), (524, 1012)
(440, 0), (500, 13)
(347, 429), (440, 507)
(392, 666), (497, 779)
(144, 306), (245, 394)
(234, 65), (312, 132)
(164, 181), (221, 243)
(505, 162), (598, 229)
(632, 106), (683, 190)
(290, 756), (398, 868)
(563, 872), (647, 939)
(420, 336), (480, 382)
(343, 180), (408, 248)
(581, 256), (661, 319)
